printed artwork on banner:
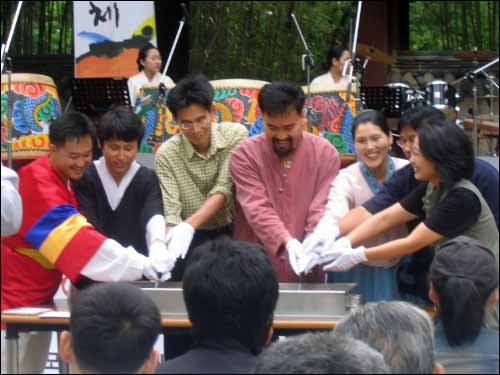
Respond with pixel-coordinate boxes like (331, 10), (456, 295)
(1, 74), (60, 160)
(74, 1), (157, 78)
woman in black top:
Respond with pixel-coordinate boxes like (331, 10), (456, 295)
(320, 121), (498, 280)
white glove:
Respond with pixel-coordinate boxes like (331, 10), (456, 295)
(165, 222), (195, 260)
(322, 246), (367, 272)
(302, 216), (340, 273)
(317, 236), (352, 265)
(285, 239), (307, 276)
(149, 241), (177, 275)
(143, 257), (162, 281)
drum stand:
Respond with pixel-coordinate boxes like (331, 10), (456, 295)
(289, 11), (315, 132)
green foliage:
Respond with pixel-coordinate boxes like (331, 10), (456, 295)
(189, 1), (354, 83)
(410, 1), (498, 51)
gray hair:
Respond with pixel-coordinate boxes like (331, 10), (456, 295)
(336, 301), (435, 374)
(254, 331), (389, 374)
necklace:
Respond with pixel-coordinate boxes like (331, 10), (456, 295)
(282, 159), (293, 169)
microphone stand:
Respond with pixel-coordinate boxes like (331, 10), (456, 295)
(346, 1), (362, 105)
(452, 57), (499, 155)
(2, 1), (23, 171)
(289, 12), (314, 132)
(161, 3), (188, 80)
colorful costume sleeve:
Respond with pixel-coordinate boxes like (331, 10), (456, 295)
(16, 157), (106, 283)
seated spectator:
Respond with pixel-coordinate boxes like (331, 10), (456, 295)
(335, 301), (444, 374)
(254, 331), (389, 374)
(430, 236), (499, 374)
(156, 237), (279, 374)
(59, 283), (161, 374)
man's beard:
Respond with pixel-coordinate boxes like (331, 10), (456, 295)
(272, 137), (293, 157)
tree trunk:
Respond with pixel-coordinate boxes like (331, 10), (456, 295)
(461, 1), (469, 49)
(471, 0), (481, 49)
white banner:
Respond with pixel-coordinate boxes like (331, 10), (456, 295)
(74, 1), (157, 78)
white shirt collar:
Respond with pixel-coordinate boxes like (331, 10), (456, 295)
(94, 157), (141, 211)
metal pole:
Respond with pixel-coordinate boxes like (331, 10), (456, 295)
(161, 20), (185, 79)
(472, 81), (479, 155)
(1, 1), (23, 73)
(346, 1), (362, 104)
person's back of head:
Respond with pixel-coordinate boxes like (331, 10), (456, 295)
(183, 237), (279, 354)
(61, 283), (161, 374)
(254, 331), (389, 374)
(398, 106), (446, 133)
(336, 301), (437, 374)
(430, 236), (499, 346)
(98, 106), (145, 146)
(166, 74), (213, 117)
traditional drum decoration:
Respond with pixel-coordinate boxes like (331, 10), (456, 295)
(303, 83), (358, 154)
(1, 74), (60, 159)
(210, 79), (268, 136)
(134, 83), (177, 154)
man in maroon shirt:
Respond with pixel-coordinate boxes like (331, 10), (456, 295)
(230, 81), (341, 282)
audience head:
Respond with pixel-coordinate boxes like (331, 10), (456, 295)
(430, 236), (499, 346)
(324, 45), (351, 75)
(137, 44), (162, 74)
(397, 106), (446, 159)
(183, 237), (279, 354)
(352, 110), (393, 172)
(49, 111), (95, 181)
(254, 331), (389, 374)
(336, 301), (443, 374)
(166, 74), (214, 151)
(411, 122), (474, 188)
(259, 81), (305, 158)
(98, 106), (144, 180)
(60, 283), (161, 374)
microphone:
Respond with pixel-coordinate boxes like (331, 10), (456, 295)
(180, 3), (189, 22)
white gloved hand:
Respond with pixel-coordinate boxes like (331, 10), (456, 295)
(143, 257), (161, 281)
(322, 246), (367, 272)
(302, 216), (340, 273)
(165, 222), (195, 260)
(317, 236), (352, 265)
(303, 215), (340, 254)
(285, 239), (308, 276)
(149, 241), (177, 275)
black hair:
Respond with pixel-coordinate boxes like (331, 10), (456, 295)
(324, 45), (349, 70)
(351, 109), (391, 139)
(49, 111), (96, 148)
(137, 44), (158, 72)
(398, 106), (446, 133)
(183, 237), (279, 354)
(166, 74), (213, 117)
(258, 80), (305, 116)
(418, 122), (474, 188)
(70, 283), (161, 374)
(98, 106), (145, 146)
(431, 236), (499, 346)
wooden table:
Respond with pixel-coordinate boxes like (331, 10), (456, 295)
(2, 302), (338, 374)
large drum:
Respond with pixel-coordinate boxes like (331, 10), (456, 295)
(210, 79), (268, 136)
(302, 83), (358, 154)
(134, 83), (177, 153)
(1, 74), (60, 160)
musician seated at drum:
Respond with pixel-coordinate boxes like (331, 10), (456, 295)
(318, 122), (499, 330)
(74, 106), (176, 274)
(155, 75), (248, 282)
(127, 44), (175, 108)
(303, 110), (409, 302)
(311, 45), (352, 86)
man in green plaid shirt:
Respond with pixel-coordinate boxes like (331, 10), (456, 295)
(155, 75), (247, 281)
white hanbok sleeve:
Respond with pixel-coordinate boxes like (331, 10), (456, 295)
(324, 169), (355, 221)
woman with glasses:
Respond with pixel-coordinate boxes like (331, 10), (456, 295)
(305, 110), (409, 302)
(320, 122), (498, 329)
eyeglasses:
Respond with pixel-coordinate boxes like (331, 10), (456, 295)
(178, 116), (211, 130)
(396, 136), (416, 149)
